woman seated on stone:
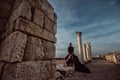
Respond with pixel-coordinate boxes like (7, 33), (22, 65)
(65, 43), (74, 66)
(65, 43), (91, 73)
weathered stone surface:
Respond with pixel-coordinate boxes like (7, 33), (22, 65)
(0, 22), (14, 41)
(23, 36), (55, 61)
(2, 61), (55, 80)
(54, 12), (57, 23)
(11, 0), (32, 21)
(40, 0), (55, 21)
(0, 62), (5, 75)
(54, 23), (57, 34)
(0, 0), (32, 40)
(0, 31), (27, 62)
(33, 8), (44, 27)
(0, 19), (7, 33)
(5, 0), (15, 5)
(15, 18), (56, 42)
(42, 28), (56, 42)
(0, 0), (57, 80)
(45, 16), (57, 34)
(0, 62), (5, 80)
(29, 0), (56, 22)
(42, 40), (56, 59)
(51, 60), (56, 79)
(23, 36), (44, 61)
(0, 0), (12, 17)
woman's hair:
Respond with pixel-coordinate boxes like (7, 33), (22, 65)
(69, 43), (72, 47)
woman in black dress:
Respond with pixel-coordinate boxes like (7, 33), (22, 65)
(65, 43), (91, 73)
(65, 43), (74, 66)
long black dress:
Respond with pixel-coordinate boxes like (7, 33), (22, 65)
(65, 54), (91, 73)
(66, 46), (74, 66)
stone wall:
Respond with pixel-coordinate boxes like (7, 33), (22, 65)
(0, 0), (57, 80)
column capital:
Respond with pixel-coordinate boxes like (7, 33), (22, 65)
(87, 42), (91, 45)
(76, 32), (82, 36)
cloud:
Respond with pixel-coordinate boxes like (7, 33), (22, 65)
(49, 0), (120, 57)
(109, 1), (118, 5)
(55, 19), (120, 57)
(81, 19), (120, 38)
(56, 27), (76, 57)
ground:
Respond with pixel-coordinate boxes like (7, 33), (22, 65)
(56, 59), (120, 80)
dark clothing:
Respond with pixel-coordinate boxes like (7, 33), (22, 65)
(66, 46), (74, 66)
(65, 54), (74, 66)
(68, 47), (74, 54)
(65, 54), (91, 73)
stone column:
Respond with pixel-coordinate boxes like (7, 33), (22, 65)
(86, 46), (89, 61)
(86, 42), (92, 60)
(88, 42), (92, 60)
(76, 32), (84, 63)
(83, 43), (87, 62)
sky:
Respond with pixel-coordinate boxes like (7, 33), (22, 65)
(48, 0), (120, 58)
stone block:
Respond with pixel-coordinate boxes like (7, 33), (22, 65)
(0, 0), (12, 17)
(0, 22), (15, 41)
(45, 16), (57, 34)
(33, 8), (44, 27)
(11, 0), (32, 21)
(23, 36), (55, 61)
(51, 60), (56, 79)
(15, 18), (56, 42)
(0, 62), (5, 76)
(2, 61), (55, 80)
(40, 0), (55, 21)
(29, 0), (56, 22)
(42, 28), (56, 42)
(0, 0), (32, 40)
(0, 31), (27, 62)
(0, 19), (7, 33)
(23, 36), (44, 61)
(5, 0), (15, 5)
(42, 40), (56, 59)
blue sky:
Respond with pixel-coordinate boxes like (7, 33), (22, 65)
(48, 0), (120, 58)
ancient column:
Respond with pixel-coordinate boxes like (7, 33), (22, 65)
(86, 42), (92, 60)
(76, 32), (84, 63)
(88, 42), (92, 60)
(86, 46), (89, 61)
(83, 43), (87, 62)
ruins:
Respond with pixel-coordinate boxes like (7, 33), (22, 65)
(86, 42), (92, 61)
(83, 43), (87, 62)
(105, 52), (118, 64)
(76, 32), (92, 63)
(76, 32), (84, 63)
(0, 0), (57, 80)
